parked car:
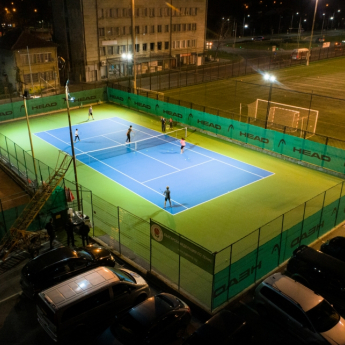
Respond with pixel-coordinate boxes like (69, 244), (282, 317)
(96, 293), (191, 345)
(320, 237), (345, 262)
(255, 273), (345, 345)
(182, 310), (252, 345)
(37, 266), (150, 343)
(20, 244), (116, 299)
(334, 42), (343, 51)
(252, 36), (264, 41)
(286, 245), (345, 312)
(291, 48), (309, 60)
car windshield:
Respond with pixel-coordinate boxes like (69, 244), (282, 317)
(76, 250), (93, 261)
(112, 269), (136, 283)
(306, 300), (340, 333)
(111, 314), (145, 344)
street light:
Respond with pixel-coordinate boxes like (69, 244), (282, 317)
(263, 73), (276, 129)
(307, 0), (319, 66)
(65, 80), (80, 210)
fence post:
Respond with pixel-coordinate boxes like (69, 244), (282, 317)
(254, 228), (261, 282)
(317, 190), (327, 238)
(304, 91), (313, 139)
(298, 202), (307, 247)
(0, 199), (7, 234)
(278, 214), (284, 265)
(226, 244), (233, 301)
(90, 191), (94, 237)
(210, 252), (216, 312)
(118, 207), (121, 254)
(178, 234), (181, 291)
(149, 219), (152, 271)
(334, 182), (344, 227)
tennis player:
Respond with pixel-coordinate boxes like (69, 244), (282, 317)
(126, 125), (133, 143)
(74, 129), (80, 142)
(163, 186), (172, 208)
(88, 106), (94, 120)
(180, 137), (186, 154)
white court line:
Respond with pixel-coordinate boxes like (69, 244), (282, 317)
(108, 118), (157, 138)
(0, 292), (21, 304)
(34, 133), (181, 215)
(75, 146), (188, 210)
(101, 134), (180, 171)
(142, 159), (214, 183)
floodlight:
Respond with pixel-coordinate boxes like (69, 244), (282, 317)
(269, 76), (276, 82)
(264, 73), (270, 80)
(121, 53), (127, 59)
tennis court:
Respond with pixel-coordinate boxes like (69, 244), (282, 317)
(34, 117), (274, 215)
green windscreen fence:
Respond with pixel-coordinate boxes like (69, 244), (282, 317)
(212, 181), (345, 309)
(0, 88), (108, 122)
(107, 88), (345, 175)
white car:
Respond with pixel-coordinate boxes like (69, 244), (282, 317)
(254, 273), (345, 345)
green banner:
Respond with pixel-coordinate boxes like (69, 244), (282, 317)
(150, 220), (214, 275)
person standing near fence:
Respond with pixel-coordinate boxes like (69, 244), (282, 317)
(80, 217), (91, 246)
(74, 129), (80, 142)
(88, 106), (94, 121)
(65, 218), (75, 247)
(161, 117), (166, 132)
(46, 218), (55, 250)
(169, 118), (173, 130)
(126, 125), (133, 143)
(163, 186), (172, 208)
(180, 137), (186, 154)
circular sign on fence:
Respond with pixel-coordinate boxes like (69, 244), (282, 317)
(150, 224), (164, 242)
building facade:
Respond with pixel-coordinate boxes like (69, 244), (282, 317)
(51, 0), (207, 83)
(0, 30), (59, 95)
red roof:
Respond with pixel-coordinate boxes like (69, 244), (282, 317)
(0, 29), (57, 50)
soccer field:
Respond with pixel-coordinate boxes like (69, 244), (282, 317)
(164, 57), (345, 141)
(0, 103), (342, 253)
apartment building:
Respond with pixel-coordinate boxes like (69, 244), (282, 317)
(51, 0), (207, 83)
(0, 29), (59, 94)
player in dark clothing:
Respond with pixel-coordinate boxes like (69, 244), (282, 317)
(161, 117), (166, 132)
(126, 125), (133, 142)
(65, 218), (75, 247)
(80, 218), (91, 246)
(46, 218), (55, 250)
(163, 186), (172, 208)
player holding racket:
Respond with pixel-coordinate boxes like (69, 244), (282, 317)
(180, 137), (186, 154)
(126, 125), (133, 143)
(163, 186), (172, 208)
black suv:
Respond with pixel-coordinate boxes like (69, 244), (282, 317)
(320, 237), (345, 262)
(286, 245), (345, 312)
(20, 244), (115, 299)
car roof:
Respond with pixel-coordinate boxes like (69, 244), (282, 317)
(39, 267), (120, 309)
(194, 310), (246, 341)
(330, 236), (345, 246)
(294, 246), (345, 279)
(129, 293), (180, 327)
(263, 273), (323, 312)
(26, 247), (78, 273)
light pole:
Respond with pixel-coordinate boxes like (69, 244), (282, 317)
(65, 80), (81, 210)
(321, 13), (325, 35)
(307, 0), (319, 66)
(263, 73), (276, 129)
(22, 92), (38, 183)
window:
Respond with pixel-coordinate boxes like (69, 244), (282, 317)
(143, 43), (147, 51)
(149, 8), (155, 17)
(192, 23), (197, 31)
(165, 41), (169, 50)
(136, 8), (140, 17)
(165, 25), (169, 33)
(150, 25), (155, 34)
(105, 9), (109, 18)
(158, 8), (163, 17)
(107, 46), (113, 55)
(164, 7), (170, 16)
(115, 45), (120, 54)
(192, 39), (196, 47)
(99, 28), (105, 36)
(143, 25), (148, 34)
(182, 24), (186, 31)
(20, 54), (29, 65)
(122, 8), (127, 17)
(107, 27), (113, 35)
(115, 27), (120, 36)
(187, 23), (191, 31)
(172, 41), (175, 49)
(121, 45), (126, 53)
(33, 53), (52, 63)
(157, 42), (162, 50)
(135, 44), (140, 52)
(128, 44), (133, 52)
(150, 42), (155, 51)
(187, 40), (191, 48)
(129, 26), (132, 34)
(109, 9), (113, 17)
(100, 47), (106, 56)
(176, 41), (180, 48)
(157, 25), (162, 33)
(142, 8), (147, 17)
(135, 26), (140, 34)
(181, 40), (186, 48)
(112, 284), (128, 297)
(180, 8), (185, 16)
(122, 26), (126, 35)
(173, 24), (176, 32)
(186, 8), (190, 16)
(99, 8), (104, 18)
(116, 8), (122, 17)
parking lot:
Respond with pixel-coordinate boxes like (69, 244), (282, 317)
(1, 222), (345, 345)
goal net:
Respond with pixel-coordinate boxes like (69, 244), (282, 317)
(247, 99), (318, 138)
(136, 87), (165, 101)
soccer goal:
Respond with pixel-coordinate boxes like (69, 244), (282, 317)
(247, 99), (318, 138)
(136, 87), (165, 101)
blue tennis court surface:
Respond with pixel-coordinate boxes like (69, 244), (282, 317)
(35, 117), (274, 214)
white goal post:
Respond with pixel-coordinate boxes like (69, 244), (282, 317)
(247, 99), (318, 138)
(136, 87), (165, 101)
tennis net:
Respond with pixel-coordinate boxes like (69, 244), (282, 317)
(76, 127), (187, 164)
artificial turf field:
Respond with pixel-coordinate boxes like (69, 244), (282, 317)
(164, 57), (345, 140)
(0, 102), (342, 253)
